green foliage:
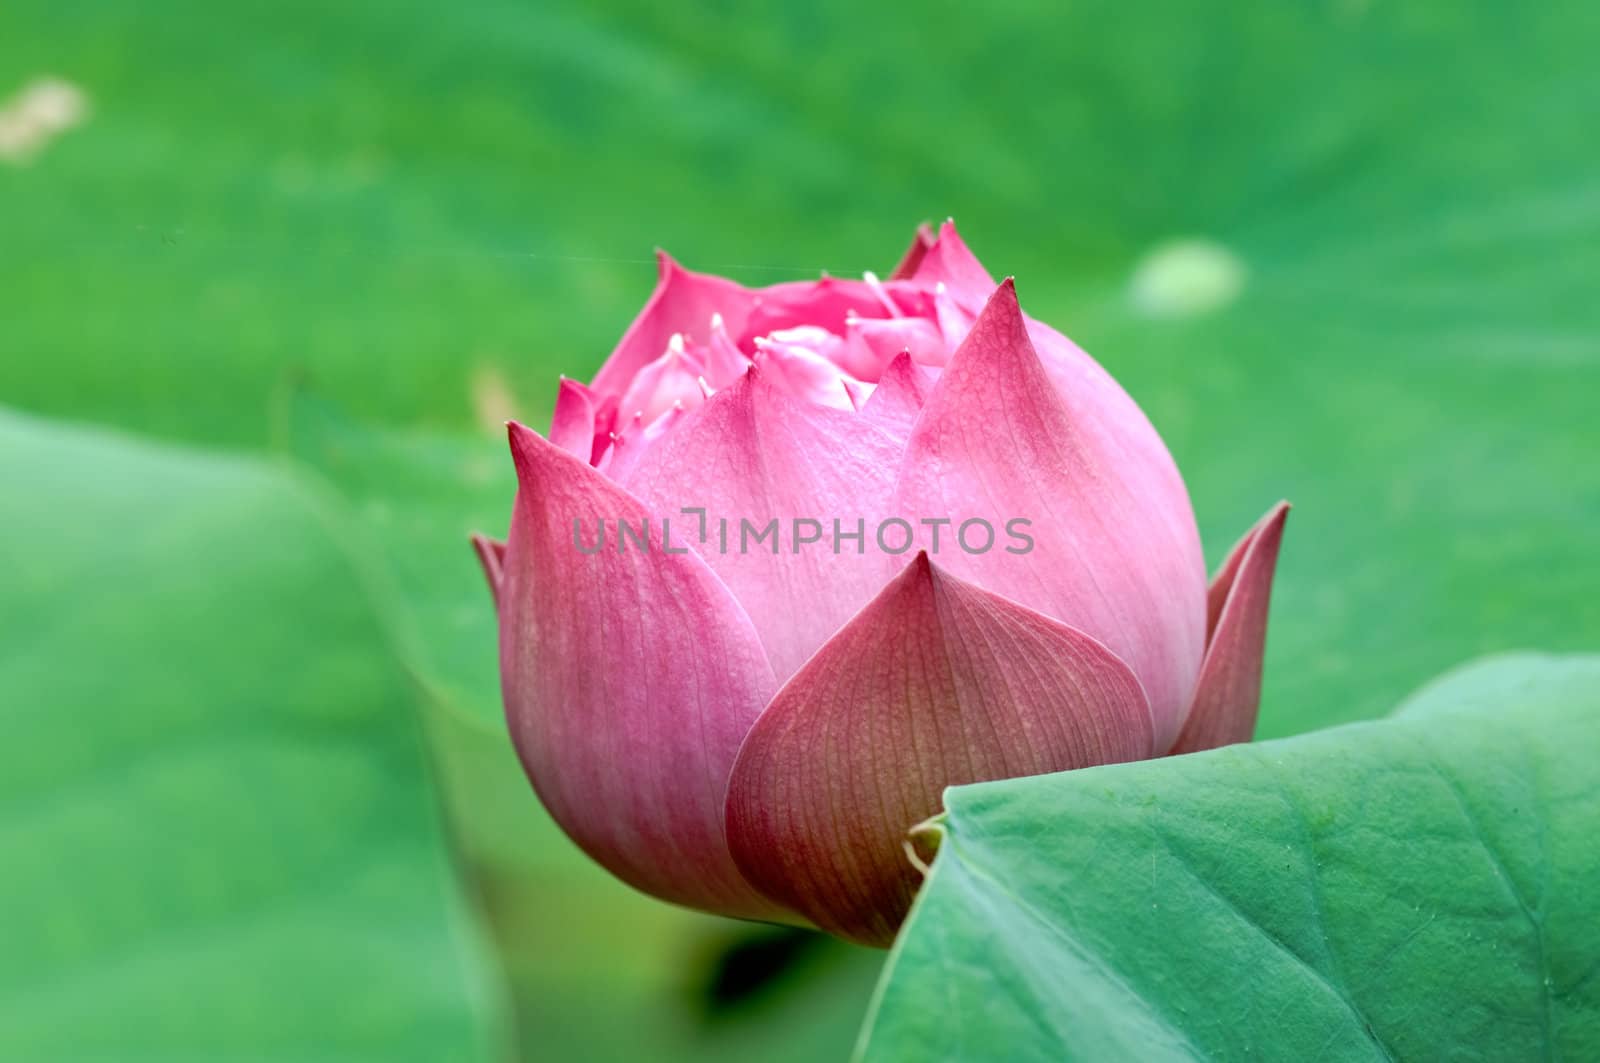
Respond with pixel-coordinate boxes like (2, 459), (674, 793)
(861, 654), (1600, 1061)
(0, 411), (502, 1059)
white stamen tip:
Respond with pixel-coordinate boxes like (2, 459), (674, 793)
(710, 312), (724, 331)
(668, 333), (685, 354)
(697, 376), (713, 398)
(863, 268), (903, 317)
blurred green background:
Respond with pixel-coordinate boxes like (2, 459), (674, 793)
(3, 0), (1596, 1059)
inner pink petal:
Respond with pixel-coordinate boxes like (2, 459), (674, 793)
(617, 337), (707, 424)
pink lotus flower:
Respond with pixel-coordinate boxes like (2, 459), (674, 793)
(474, 222), (1288, 947)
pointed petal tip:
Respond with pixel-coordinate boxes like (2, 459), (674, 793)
(505, 417), (534, 452)
(858, 350), (933, 439)
(470, 532), (507, 606)
(894, 549), (952, 599)
(889, 220), (934, 280)
(1169, 500), (1291, 756)
(506, 418), (564, 484)
(1258, 499), (1291, 548)
(1243, 498), (1290, 548)
(505, 420), (530, 477)
(985, 276), (1019, 310)
(962, 275), (1027, 348)
(907, 220), (998, 313)
(725, 553), (1152, 946)
(549, 378), (601, 461)
(1240, 500), (1290, 571)
(934, 218), (971, 251)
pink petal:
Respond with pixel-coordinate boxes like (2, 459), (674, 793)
(616, 337), (706, 424)
(621, 366), (906, 682)
(591, 251), (756, 401)
(743, 275), (929, 345)
(931, 280), (976, 351)
(859, 351), (932, 440)
(840, 314), (949, 379)
(549, 378), (599, 462)
(1168, 502), (1290, 755)
(497, 421), (785, 920)
(725, 553), (1153, 947)
(909, 220), (997, 314)
(470, 532), (506, 608)
(593, 401), (689, 491)
(753, 328), (859, 410)
(892, 279), (1207, 749)
(702, 312), (752, 389)
(840, 376), (871, 411)
(889, 222), (937, 281)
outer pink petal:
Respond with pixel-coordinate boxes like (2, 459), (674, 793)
(470, 532), (506, 608)
(892, 279), (1206, 749)
(1168, 502), (1290, 755)
(909, 219), (997, 313)
(725, 553), (1153, 947)
(916, 225), (1193, 533)
(621, 366), (906, 682)
(591, 251), (757, 401)
(497, 421), (786, 920)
